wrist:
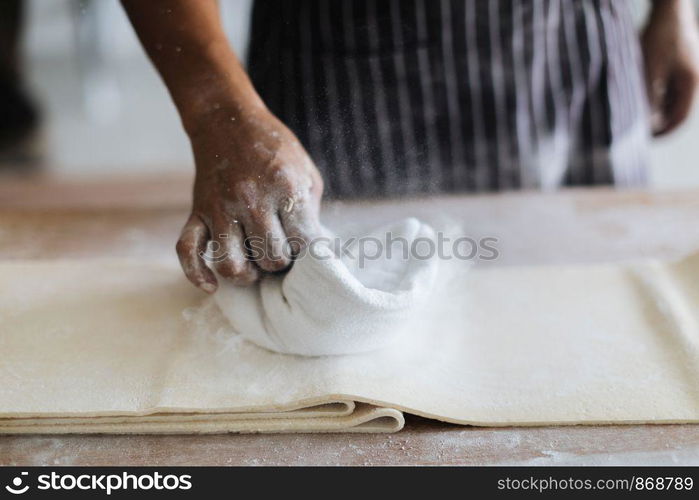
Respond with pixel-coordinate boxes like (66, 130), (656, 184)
(180, 85), (267, 139)
(166, 41), (267, 137)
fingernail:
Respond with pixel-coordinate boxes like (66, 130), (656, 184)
(200, 282), (216, 294)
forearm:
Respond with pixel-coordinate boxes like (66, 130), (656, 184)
(121, 0), (264, 135)
(123, 1), (322, 291)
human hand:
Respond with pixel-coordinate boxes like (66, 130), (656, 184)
(176, 103), (324, 293)
(641, 0), (699, 136)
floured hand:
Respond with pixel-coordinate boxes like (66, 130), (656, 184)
(177, 104), (324, 293)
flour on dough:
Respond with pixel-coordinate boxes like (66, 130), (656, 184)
(214, 218), (440, 356)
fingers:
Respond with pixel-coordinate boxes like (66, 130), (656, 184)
(211, 219), (260, 286)
(279, 197), (323, 256)
(648, 64), (699, 136)
(176, 214), (217, 293)
(278, 167), (324, 254)
(655, 70), (698, 136)
(183, 139), (325, 283)
(243, 209), (292, 272)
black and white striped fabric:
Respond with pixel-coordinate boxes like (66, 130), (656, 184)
(247, 0), (650, 198)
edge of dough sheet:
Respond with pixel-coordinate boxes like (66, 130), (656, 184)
(0, 404), (405, 435)
(0, 400), (356, 420)
(3, 393), (699, 435)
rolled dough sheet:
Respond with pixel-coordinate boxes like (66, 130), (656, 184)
(1, 254), (698, 434)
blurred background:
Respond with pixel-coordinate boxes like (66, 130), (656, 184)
(5, 0), (699, 188)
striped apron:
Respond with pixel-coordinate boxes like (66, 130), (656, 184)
(247, 0), (650, 198)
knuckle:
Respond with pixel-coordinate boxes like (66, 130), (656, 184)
(176, 238), (193, 256)
(248, 209), (274, 229)
(270, 164), (295, 187)
(232, 180), (257, 205)
(268, 162), (287, 177)
(258, 256), (291, 273)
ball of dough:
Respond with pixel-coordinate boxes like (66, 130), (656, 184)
(215, 218), (440, 356)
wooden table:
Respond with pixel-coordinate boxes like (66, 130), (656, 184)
(1, 175), (698, 465)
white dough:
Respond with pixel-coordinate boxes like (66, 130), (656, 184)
(214, 218), (440, 356)
(1, 251), (699, 434)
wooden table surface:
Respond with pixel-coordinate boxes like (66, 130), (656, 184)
(1, 175), (699, 466)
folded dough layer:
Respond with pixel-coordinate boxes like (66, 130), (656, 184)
(215, 218), (440, 356)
